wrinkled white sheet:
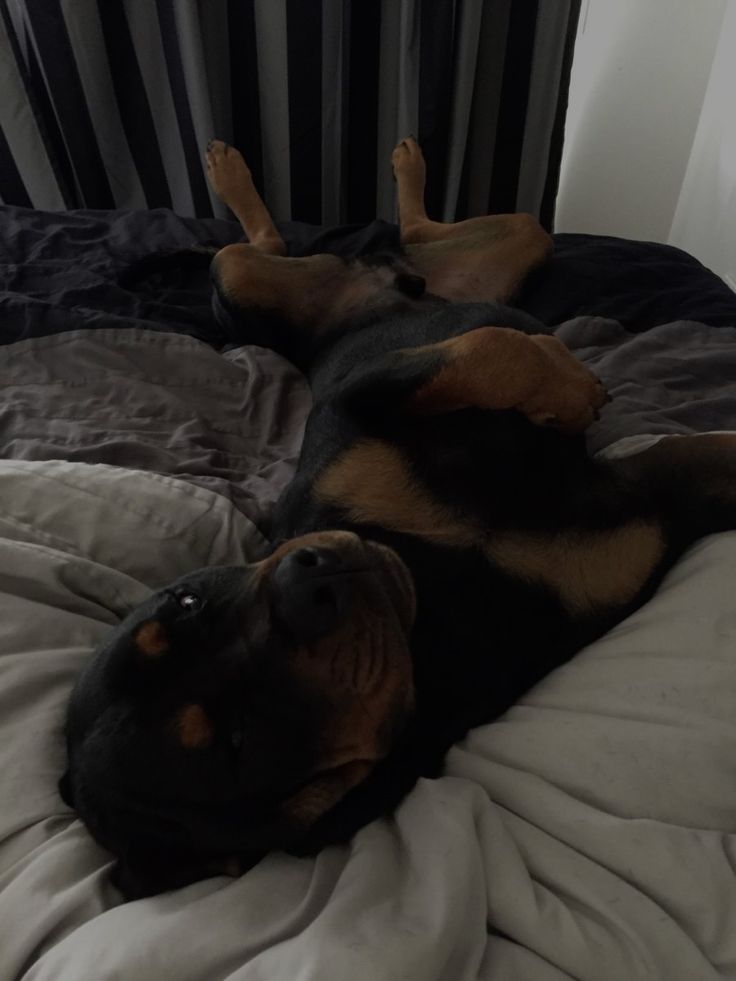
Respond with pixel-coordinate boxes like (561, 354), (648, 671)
(1, 457), (735, 980)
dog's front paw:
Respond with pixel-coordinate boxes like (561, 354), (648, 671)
(519, 335), (609, 433)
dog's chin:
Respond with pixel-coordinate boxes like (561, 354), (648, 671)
(367, 542), (416, 633)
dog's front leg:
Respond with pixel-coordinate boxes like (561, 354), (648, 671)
(339, 326), (608, 435)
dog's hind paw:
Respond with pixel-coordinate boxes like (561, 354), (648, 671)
(391, 137), (426, 184)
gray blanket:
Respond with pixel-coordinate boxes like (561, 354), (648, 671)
(0, 328), (311, 535)
(558, 316), (736, 453)
(0, 318), (734, 505)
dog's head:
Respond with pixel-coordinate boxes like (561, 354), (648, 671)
(60, 531), (415, 899)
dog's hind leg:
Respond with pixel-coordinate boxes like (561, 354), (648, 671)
(391, 137), (551, 302)
(340, 326), (608, 435)
(391, 137), (539, 245)
(206, 140), (286, 256)
(391, 137), (430, 240)
(614, 433), (736, 545)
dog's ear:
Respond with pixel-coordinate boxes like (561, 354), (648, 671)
(58, 771), (75, 807)
(111, 850), (211, 900)
(111, 848), (263, 901)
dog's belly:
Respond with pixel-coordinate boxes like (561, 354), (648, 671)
(406, 241), (537, 304)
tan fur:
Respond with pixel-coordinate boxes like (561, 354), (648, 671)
(209, 136), (554, 335)
(282, 760), (375, 829)
(134, 620), (169, 658)
(175, 704), (214, 749)
(315, 439), (475, 546)
(206, 140), (285, 254)
(315, 443), (665, 617)
(391, 137), (552, 301)
(404, 215), (552, 303)
(485, 522), (666, 616)
(215, 246), (345, 326)
(214, 244), (412, 336)
(410, 327), (607, 432)
(410, 326), (548, 415)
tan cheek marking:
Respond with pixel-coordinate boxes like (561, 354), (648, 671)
(175, 704), (214, 749)
(282, 760), (375, 829)
(486, 521), (666, 616)
(134, 620), (169, 658)
(314, 439), (475, 547)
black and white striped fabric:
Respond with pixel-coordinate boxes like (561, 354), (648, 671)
(0, 0), (580, 228)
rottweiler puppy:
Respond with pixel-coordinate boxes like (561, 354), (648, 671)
(60, 139), (736, 899)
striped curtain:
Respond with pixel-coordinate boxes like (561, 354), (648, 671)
(0, 0), (580, 229)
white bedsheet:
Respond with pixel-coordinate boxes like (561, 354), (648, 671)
(0, 458), (735, 981)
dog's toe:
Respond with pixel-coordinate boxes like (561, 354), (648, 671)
(207, 139), (229, 159)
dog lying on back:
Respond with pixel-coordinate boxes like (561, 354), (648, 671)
(60, 139), (736, 898)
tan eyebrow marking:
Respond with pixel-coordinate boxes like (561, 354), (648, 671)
(134, 620), (169, 658)
(175, 704), (214, 749)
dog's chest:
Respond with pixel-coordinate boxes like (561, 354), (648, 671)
(313, 435), (665, 619)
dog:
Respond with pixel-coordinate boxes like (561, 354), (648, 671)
(60, 138), (736, 899)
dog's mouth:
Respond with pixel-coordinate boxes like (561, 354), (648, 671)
(262, 533), (416, 770)
(365, 541), (417, 633)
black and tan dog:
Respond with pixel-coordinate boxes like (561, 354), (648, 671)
(61, 139), (736, 899)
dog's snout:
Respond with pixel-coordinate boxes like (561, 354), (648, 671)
(271, 547), (353, 640)
(286, 546), (338, 573)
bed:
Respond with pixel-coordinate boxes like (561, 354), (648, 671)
(1, 204), (736, 980)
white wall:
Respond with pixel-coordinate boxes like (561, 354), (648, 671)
(555, 0), (726, 242)
(669, 3), (736, 288)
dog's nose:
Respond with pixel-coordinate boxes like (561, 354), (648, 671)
(395, 272), (426, 298)
(270, 547), (353, 640)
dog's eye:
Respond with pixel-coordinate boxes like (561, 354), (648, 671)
(176, 590), (202, 612)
